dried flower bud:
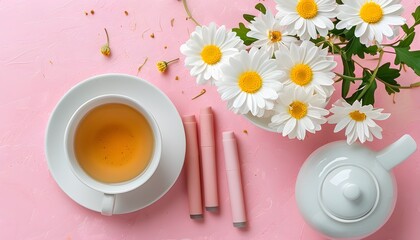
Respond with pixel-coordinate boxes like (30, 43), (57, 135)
(101, 44), (111, 56)
(156, 61), (168, 73)
(101, 28), (111, 57)
(156, 58), (179, 73)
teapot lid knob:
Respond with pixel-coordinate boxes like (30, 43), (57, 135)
(319, 165), (380, 222)
(342, 184), (361, 201)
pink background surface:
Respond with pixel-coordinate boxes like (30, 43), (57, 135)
(1, 0), (420, 239)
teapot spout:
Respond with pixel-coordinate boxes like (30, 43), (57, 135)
(376, 134), (417, 171)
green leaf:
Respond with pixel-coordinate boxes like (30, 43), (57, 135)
(412, 6), (420, 25)
(394, 47), (420, 75)
(376, 63), (401, 95)
(359, 70), (377, 106)
(343, 37), (365, 59)
(342, 79), (351, 98)
(364, 46), (379, 56)
(341, 55), (355, 77)
(329, 25), (346, 38)
(336, 0), (343, 4)
(401, 24), (411, 34)
(400, 7), (420, 36)
(397, 32), (416, 48)
(340, 55), (355, 98)
(243, 14), (255, 23)
(362, 74), (377, 106)
(377, 63), (400, 80)
(232, 23), (257, 46)
(344, 26), (356, 39)
(255, 3), (266, 14)
(346, 70), (377, 106)
(342, 27), (378, 59)
(329, 43), (342, 55)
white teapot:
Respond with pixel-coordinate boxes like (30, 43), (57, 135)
(296, 134), (417, 239)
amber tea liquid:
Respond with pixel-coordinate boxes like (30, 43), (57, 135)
(74, 103), (154, 183)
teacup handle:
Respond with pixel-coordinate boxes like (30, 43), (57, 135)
(101, 193), (116, 216)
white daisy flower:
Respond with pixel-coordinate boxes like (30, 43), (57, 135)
(180, 23), (245, 85)
(275, 41), (337, 98)
(215, 47), (284, 117)
(246, 9), (299, 57)
(328, 99), (391, 144)
(336, 0), (406, 46)
(275, 0), (337, 40)
(269, 86), (329, 140)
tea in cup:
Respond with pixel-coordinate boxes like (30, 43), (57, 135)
(64, 94), (162, 215)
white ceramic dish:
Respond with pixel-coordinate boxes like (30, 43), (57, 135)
(243, 113), (276, 132)
(45, 74), (186, 214)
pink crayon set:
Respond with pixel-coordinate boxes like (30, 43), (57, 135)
(182, 107), (247, 228)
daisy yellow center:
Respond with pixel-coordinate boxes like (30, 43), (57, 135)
(349, 110), (366, 122)
(201, 45), (222, 65)
(359, 2), (383, 24)
(269, 30), (282, 42)
(238, 71), (263, 94)
(289, 101), (308, 119)
(296, 0), (318, 19)
(290, 64), (313, 86)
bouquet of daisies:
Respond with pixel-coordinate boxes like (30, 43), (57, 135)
(180, 0), (420, 144)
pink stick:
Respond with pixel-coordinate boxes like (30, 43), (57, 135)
(200, 107), (219, 212)
(223, 131), (247, 228)
(182, 115), (203, 219)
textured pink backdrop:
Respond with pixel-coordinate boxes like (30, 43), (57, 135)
(1, 0), (420, 239)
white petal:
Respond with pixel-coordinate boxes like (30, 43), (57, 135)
(357, 122), (365, 143)
(272, 113), (291, 124)
(380, 22), (395, 37)
(355, 23), (368, 37)
(383, 4), (403, 14)
(283, 118), (297, 136)
(259, 87), (279, 99)
(311, 61), (336, 71)
(345, 120), (356, 136)
(312, 16), (326, 28)
(381, 16), (406, 26)
(347, 128), (357, 144)
(307, 21), (317, 39)
(280, 14), (300, 26)
(334, 117), (351, 133)
(297, 121), (307, 140)
(295, 18), (304, 30)
(302, 117), (315, 131)
(370, 125), (383, 139)
(220, 87), (241, 100)
(336, 20), (349, 29)
(232, 92), (247, 108)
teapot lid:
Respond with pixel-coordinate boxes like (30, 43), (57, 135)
(319, 164), (380, 222)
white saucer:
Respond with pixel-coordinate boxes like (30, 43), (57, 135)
(45, 74), (186, 214)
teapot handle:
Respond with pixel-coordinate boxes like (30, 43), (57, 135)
(376, 134), (417, 171)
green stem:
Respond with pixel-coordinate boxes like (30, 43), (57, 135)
(383, 50), (395, 55)
(382, 35), (404, 47)
(376, 78), (420, 89)
(354, 60), (370, 71)
(334, 72), (363, 80)
(356, 50), (384, 101)
(182, 0), (201, 26)
(315, 40), (327, 47)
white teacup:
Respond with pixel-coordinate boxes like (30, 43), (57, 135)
(64, 94), (162, 216)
